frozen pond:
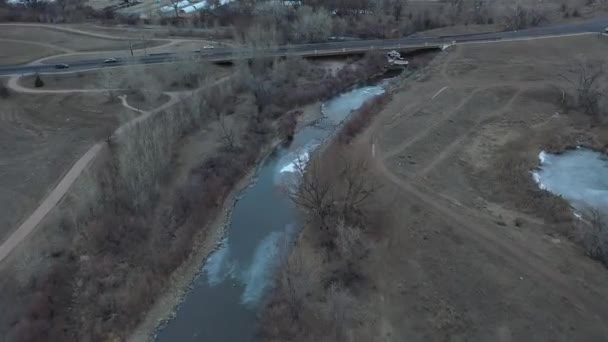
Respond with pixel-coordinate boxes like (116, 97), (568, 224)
(532, 148), (608, 212)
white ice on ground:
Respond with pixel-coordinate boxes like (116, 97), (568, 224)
(533, 149), (608, 212)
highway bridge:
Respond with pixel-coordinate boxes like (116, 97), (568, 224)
(0, 17), (607, 76)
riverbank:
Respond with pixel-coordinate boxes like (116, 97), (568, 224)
(261, 35), (608, 342)
(129, 102), (325, 342)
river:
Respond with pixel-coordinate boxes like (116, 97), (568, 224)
(154, 84), (386, 341)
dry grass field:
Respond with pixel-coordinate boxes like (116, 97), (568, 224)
(0, 40), (69, 65)
(0, 88), (128, 242)
(264, 34), (608, 342)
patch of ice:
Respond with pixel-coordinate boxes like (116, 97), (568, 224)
(538, 150), (547, 164)
(533, 148), (608, 212)
(203, 239), (235, 286)
(279, 150), (311, 174)
(240, 231), (283, 305)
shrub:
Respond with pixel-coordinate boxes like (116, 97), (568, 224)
(577, 208), (608, 265)
(34, 74), (44, 88)
(0, 83), (9, 98)
(338, 93), (390, 144)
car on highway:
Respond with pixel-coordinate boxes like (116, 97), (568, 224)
(202, 45), (214, 49)
(103, 58), (118, 64)
(605, 26), (608, 33)
(54, 64), (70, 69)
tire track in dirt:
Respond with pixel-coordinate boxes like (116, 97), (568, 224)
(364, 75), (608, 323)
(382, 88), (479, 161)
(417, 89), (523, 177)
(372, 150), (608, 322)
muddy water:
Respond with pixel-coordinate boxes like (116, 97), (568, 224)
(533, 148), (608, 212)
(155, 85), (385, 342)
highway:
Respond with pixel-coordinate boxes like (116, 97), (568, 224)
(1, 17), (607, 76)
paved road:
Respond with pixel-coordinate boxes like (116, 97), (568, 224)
(0, 18), (606, 77)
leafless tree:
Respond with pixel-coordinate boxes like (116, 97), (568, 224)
(443, 0), (464, 24)
(338, 153), (376, 223)
(170, 0), (181, 17)
(291, 6), (332, 43)
(504, 2), (547, 29)
(289, 155), (335, 231)
(279, 241), (321, 321)
(560, 59), (605, 117)
(219, 114), (237, 150)
(577, 207), (608, 264)
(98, 68), (121, 101)
(472, 0), (487, 24)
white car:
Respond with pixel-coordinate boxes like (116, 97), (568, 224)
(103, 58), (118, 64)
(605, 27), (608, 33)
(202, 45), (214, 49)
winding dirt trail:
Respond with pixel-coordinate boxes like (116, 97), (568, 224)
(0, 76), (229, 264)
(362, 71), (608, 330)
(6, 75), (108, 94)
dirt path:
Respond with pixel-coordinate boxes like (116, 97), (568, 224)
(362, 58), (608, 327)
(6, 75), (108, 94)
(0, 77), (229, 265)
(118, 95), (148, 114)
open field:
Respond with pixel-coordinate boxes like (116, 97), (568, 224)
(0, 25), (164, 52)
(264, 34), (608, 341)
(0, 39), (70, 65)
(67, 23), (233, 41)
(0, 88), (128, 243)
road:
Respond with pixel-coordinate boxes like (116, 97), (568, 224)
(1, 18), (607, 76)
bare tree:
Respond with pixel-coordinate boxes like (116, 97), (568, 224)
(577, 208), (608, 264)
(279, 241), (321, 321)
(170, 0), (181, 17)
(504, 2), (547, 29)
(443, 0), (464, 24)
(219, 114), (237, 150)
(98, 68), (121, 101)
(472, 0), (487, 24)
(291, 6), (332, 43)
(338, 153), (376, 223)
(290, 156), (335, 231)
(560, 59), (605, 117)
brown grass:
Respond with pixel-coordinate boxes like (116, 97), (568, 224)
(5, 54), (383, 342)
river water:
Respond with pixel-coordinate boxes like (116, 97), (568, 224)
(533, 148), (608, 213)
(155, 85), (386, 342)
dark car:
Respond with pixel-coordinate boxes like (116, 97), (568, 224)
(103, 58), (118, 64)
(55, 64), (70, 69)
